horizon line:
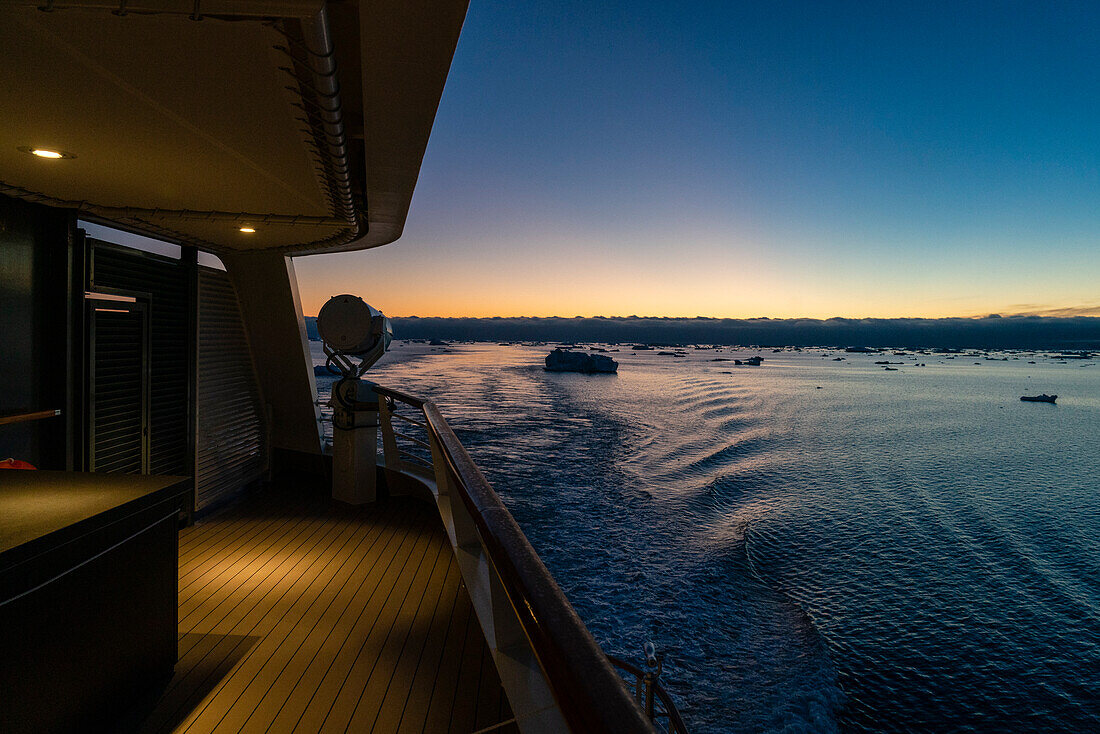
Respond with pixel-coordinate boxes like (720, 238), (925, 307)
(303, 312), (1100, 320)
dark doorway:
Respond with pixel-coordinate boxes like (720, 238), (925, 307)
(87, 296), (150, 473)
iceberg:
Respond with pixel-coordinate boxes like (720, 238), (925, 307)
(544, 348), (618, 374)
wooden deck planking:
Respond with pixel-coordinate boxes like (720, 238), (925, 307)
(143, 512), (366, 733)
(330, 538), (449, 731)
(420, 567), (476, 734)
(175, 522), (366, 729)
(449, 604), (488, 734)
(178, 505), (320, 609)
(264, 519), (434, 732)
(176, 515), (324, 636)
(384, 562), (464, 734)
(179, 513), (339, 635)
(346, 537), (457, 732)
(474, 644), (505, 732)
(166, 515), (367, 730)
(178, 493), (309, 572)
(291, 516), (439, 732)
(231, 512), (418, 732)
(133, 485), (513, 734)
(177, 496), (309, 559)
(200, 511), (411, 733)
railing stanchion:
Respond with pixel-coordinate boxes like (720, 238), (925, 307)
(377, 394), (400, 471)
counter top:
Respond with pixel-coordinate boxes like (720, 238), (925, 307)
(0, 471), (190, 570)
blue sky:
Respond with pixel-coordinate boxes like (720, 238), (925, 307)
(296, 1), (1100, 318)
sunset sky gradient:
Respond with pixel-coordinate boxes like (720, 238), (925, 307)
(294, 1), (1100, 319)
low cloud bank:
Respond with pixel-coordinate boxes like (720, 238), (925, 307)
(365, 316), (1100, 350)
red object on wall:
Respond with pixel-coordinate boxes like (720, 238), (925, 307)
(0, 458), (37, 470)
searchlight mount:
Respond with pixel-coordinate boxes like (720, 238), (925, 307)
(316, 294), (392, 504)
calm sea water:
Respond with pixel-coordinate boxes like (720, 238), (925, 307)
(315, 343), (1100, 733)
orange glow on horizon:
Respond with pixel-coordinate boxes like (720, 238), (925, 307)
(292, 235), (1100, 322)
(297, 284), (1100, 321)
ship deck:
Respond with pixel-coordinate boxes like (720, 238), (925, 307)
(130, 482), (516, 734)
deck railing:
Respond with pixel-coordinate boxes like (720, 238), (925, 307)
(372, 384), (662, 733)
(608, 655), (689, 734)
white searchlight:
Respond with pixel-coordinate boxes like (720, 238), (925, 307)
(317, 294), (392, 376)
(317, 295), (393, 505)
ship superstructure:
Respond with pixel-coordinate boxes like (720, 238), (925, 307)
(0, 1), (681, 731)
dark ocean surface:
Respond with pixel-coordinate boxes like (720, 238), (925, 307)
(314, 342), (1100, 733)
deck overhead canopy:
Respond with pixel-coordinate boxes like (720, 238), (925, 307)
(0, 0), (467, 254)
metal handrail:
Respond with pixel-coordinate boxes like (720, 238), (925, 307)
(607, 655), (689, 734)
(374, 384), (426, 409)
(396, 449), (432, 467)
(372, 384), (660, 733)
(388, 411), (427, 429)
(392, 430), (431, 449)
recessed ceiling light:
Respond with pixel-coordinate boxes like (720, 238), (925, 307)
(18, 146), (75, 159)
(239, 226), (256, 233)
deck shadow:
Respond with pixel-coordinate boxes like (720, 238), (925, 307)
(113, 633), (260, 734)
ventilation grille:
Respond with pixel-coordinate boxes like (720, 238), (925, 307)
(196, 267), (266, 510)
(90, 308), (146, 473)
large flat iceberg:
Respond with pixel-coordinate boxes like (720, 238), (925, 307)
(544, 348), (618, 374)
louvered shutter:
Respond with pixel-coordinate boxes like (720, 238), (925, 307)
(88, 242), (188, 475)
(196, 267), (267, 510)
(88, 303), (148, 473)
